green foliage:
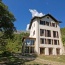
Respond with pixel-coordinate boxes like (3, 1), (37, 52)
(2, 51), (12, 57)
(0, 0), (16, 52)
(0, 1), (16, 38)
(61, 27), (65, 45)
(6, 32), (29, 53)
(0, 53), (25, 65)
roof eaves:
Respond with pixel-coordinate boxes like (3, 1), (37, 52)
(29, 14), (62, 29)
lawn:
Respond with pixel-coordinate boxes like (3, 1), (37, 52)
(25, 60), (43, 65)
(0, 52), (65, 65)
(0, 53), (25, 65)
(39, 55), (65, 63)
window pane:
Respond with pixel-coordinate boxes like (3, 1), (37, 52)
(40, 20), (45, 25)
(40, 29), (44, 36)
(46, 21), (49, 26)
(52, 23), (55, 27)
(25, 47), (29, 53)
(48, 39), (51, 44)
(47, 30), (51, 37)
(54, 40), (57, 45)
(30, 47), (34, 53)
(40, 38), (44, 44)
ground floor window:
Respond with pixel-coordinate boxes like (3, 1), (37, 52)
(56, 48), (60, 55)
(25, 46), (34, 53)
(30, 47), (34, 53)
(39, 47), (61, 55)
(40, 48), (45, 54)
(25, 47), (29, 53)
(48, 48), (53, 55)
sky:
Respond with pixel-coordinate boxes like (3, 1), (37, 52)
(2, 0), (65, 30)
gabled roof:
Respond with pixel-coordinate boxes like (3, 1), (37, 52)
(29, 14), (62, 29)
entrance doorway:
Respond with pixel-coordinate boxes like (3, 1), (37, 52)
(40, 48), (45, 54)
(49, 48), (53, 55)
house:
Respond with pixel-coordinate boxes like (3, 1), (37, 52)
(22, 14), (64, 55)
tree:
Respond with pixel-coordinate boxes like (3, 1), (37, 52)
(0, 0), (16, 52)
(61, 28), (65, 45)
(0, 0), (16, 38)
(5, 32), (29, 53)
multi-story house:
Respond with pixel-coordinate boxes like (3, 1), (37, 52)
(22, 14), (63, 55)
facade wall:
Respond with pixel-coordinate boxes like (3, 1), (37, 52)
(29, 16), (63, 55)
(29, 19), (40, 54)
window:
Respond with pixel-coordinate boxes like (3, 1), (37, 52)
(40, 38), (44, 44)
(30, 40), (34, 45)
(52, 23), (55, 27)
(56, 24), (57, 27)
(45, 30), (46, 37)
(25, 47), (29, 53)
(25, 47), (34, 53)
(52, 40), (53, 45)
(30, 47), (34, 53)
(53, 31), (56, 38)
(46, 21), (49, 26)
(40, 48), (45, 54)
(54, 40), (57, 45)
(56, 48), (60, 55)
(45, 39), (46, 44)
(53, 31), (58, 38)
(48, 39), (51, 44)
(47, 30), (51, 37)
(50, 22), (51, 26)
(40, 29), (44, 36)
(25, 39), (30, 45)
(25, 39), (35, 46)
(57, 31), (59, 38)
(33, 30), (35, 36)
(45, 30), (51, 37)
(40, 20), (45, 25)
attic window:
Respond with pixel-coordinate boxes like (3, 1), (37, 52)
(47, 17), (49, 19)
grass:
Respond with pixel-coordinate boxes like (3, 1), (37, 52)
(0, 55), (45, 65)
(39, 55), (65, 63)
(1, 52), (65, 65)
(0, 52), (25, 65)
(25, 61), (43, 65)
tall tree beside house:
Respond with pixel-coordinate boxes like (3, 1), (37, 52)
(0, 0), (16, 52)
